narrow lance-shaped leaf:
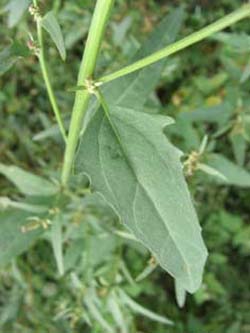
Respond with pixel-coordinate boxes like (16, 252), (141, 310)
(206, 153), (250, 187)
(76, 100), (208, 293)
(4, 0), (30, 28)
(0, 197), (47, 213)
(84, 288), (115, 333)
(0, 209), (42, 267)
(135, 260), (157, 282)
(41, 11), (66, 61)
(118, 289), (173, 325)
(212, 32), (250, 53)
(230, 134), (246, 166)
(197, 163), (228, 182)
(0, 42), (29, 76)
(0, 163), (58, 196)
(51, 215), (64, 276)
(107, 291), (129, 333)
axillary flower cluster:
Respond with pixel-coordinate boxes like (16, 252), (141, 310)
(29, 4), (41, 22)
(84, 79), (103, 95)
(184, 151), (201, 177)
(27, 5), (41, 56)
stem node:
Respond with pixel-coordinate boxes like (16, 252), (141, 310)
(61, 0), (114, 186)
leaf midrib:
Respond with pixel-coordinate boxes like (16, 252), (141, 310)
(97, 108), (195, 285)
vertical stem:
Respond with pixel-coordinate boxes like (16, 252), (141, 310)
(32, 0), (67, 143)
(61, 0), (114, 186)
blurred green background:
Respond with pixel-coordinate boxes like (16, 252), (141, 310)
(0, 0), (250, 332)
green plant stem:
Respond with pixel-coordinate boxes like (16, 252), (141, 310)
(33, 0), (67, 143)
(98, 4), (250, 84)
(61, 0), (114, 186)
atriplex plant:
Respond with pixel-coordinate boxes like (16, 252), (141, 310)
(1, 0), (250, 298)
(62, 2), (250, 186)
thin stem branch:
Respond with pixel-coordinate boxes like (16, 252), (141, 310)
(61, 0), (114, 186)
(32, 0), (67, 143)
(98, 4), (250, 84)
(37, 24), (67, 142)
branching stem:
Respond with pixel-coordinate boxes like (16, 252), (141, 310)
(61, 2), (250, 186)
(61, 0), (114, 185)
(98, 4), (250, 84)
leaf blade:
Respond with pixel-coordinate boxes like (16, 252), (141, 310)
(4, 0), (30, 28)
(0, 209), (42, 267)
(0, 163), (58, 196)
(119, 289), (173, 325)
(41, 11), (66, 61)
(51, 215), (64, 276)
(0, 42), (29, 76)
(76, 105), (207, 293)
(206, 153), (250, 187)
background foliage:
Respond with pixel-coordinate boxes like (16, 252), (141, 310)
(0, 0), (250, 332)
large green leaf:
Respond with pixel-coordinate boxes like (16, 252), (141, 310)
(206, 153), (250, 187)
(41, 11), (66, 61)
(76, 106), (207, 293)
(0, 163), (58, 196)
(0, 209), (42, 267)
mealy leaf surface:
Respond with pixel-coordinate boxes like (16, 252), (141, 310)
(76, 106), (207, 293)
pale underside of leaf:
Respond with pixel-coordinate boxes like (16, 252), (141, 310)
(76, 106), (207, 293)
